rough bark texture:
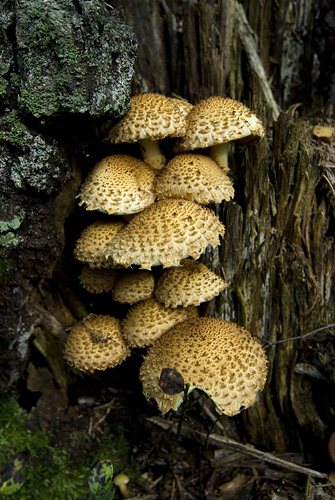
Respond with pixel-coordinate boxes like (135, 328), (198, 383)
(0, 0), (137, 387)
(111, 0), (335, 462)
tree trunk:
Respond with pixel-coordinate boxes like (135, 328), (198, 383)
(112, 0), (335, 461)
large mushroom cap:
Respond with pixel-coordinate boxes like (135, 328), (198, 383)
(74, 220), (125, 268)
(121, 298), (198, 348)
(139, 317), (268, 416)
(79, 266), (118, 293)
(174, 96), (265, 172)
(78, 155), (156, 215)
(104, 199), (225, 270)
(64, 314), (129, 373)
(112, 271), (155, 304)
(155, 153), (235, 204)
(107, 93), (187, 144)
(174, 96), (265, 152)
(155, 259), (227, 307)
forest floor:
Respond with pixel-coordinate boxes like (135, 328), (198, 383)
(2, 354), (334, 500)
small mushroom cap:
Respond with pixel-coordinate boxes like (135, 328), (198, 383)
(121, 298), (198, 348)
(79, 266), (118, 293)
(104, 199), (225, 270)
(174, 96), (265, 152)
(112, 271), (155, 304)
(78, 155), (156, 215)
(107, 93), (187, 143)
(139, 317), (268, 416)
(155, 153), (235, 204)
(113, 473), (130, 486)
(155, 259), (227, 307)
(64, 314), (129, 373)
(74, 220), (125, 268)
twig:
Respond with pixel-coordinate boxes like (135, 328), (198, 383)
(235, 1), (281, 121)
(263, 324), (335, 349)
(149, 416), (329, 481)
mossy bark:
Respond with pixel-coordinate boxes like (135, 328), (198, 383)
(112, 0), (335, 460)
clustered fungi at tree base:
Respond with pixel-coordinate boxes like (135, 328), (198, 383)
(64, 93), (268, 417)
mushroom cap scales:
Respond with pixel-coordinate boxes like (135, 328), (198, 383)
(74, 220), (125, 268)
(174, 96), (265, 152)
(78, 155), (156, 215)
(107, 93), (188, 143)
(155, 259), (227, 307)
(139, 317), (268, 416)
(112, 271), (155, 304)
(104, 199), (225, 270)
(122, 298), (198, 348)
(155, 153), (235, 204)
(64, 314), (129, 373)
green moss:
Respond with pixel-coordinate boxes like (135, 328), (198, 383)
(0, 109), (28, 147)
(18, 89), (59, 119)
(0, 209), (25, 248)
(0, 232), (20, 248)
(0, 396), (138, 499)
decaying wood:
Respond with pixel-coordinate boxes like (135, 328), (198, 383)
(149, 416), (330, 481)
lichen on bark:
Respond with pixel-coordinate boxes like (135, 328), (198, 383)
(5, 0), (137, 118)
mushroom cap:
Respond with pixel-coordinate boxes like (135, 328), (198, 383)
(155, 153), (235, 204)
(121, 298), (198, 348)
(174, 96), (265, 152)
(64, 314), (129, 373)
(107, 93), (187, 143)
(74, 220), (125, 268)
(155, 259), (227, 307)
(78, 266), (119, 294)
(112, 271), (155, 304)
(139, 317), (268, 416)
(168, 97), (193, 118)
(104, 199), (225, 270)
(113, 473), (130, 486)
(78, 155), (156, 215)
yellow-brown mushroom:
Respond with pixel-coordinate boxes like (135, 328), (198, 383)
(139, 317), (268, 416)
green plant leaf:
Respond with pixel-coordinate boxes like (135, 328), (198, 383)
(0, 451), (31, 495)
(88, 460), (114, 498)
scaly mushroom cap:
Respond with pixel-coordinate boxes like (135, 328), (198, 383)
(155, 259), (227, 307)
(122, 298), (198, 348)
(74, 220), (125, 268)
(104, 199), (225, 270)
(64, 314), (129, 373)
(107, 93), (187, 143)
(155, 153), (235, 204)
(112, 271), (155, 304)
(78, 266), (118, 294)
(174, 96), (265, 152)
(139, 317), (268, 416)
(78, 155), (156, 215)
(168, 97), (193, 119)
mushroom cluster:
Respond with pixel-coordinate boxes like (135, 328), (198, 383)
(64, 92), (267, 417)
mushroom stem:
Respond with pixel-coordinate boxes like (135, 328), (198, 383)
(113, 473), (130, 498)
(139, 138), (166, 171)
(209, 142), (230, 173)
